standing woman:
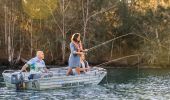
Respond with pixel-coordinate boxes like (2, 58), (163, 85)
(67, 33), (87, 76)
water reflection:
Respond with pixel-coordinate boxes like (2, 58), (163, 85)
(1, 68), (170, 100)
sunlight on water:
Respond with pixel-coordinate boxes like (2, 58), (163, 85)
(1, 68), (170, 100)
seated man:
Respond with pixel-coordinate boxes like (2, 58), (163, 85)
(21, 51), (49, 80)
(80, 54), (90, 73)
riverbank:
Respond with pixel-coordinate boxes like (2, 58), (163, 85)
(0, 54), (169, 70)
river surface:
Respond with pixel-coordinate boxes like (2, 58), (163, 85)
(1, 68), (170, 100)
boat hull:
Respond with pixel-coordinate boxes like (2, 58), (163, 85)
(2, 67), (107, 90)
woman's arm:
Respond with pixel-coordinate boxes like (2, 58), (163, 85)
(76, 52), (84, 55)
(79, 42), (88, 52)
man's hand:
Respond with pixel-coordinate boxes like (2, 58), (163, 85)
(44, 68), (49, 73)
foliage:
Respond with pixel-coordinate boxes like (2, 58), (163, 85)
(0, 0), (170, 67)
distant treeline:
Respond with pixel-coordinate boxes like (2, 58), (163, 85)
(0, 0), (170, 68)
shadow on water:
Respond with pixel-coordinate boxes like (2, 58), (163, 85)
(1, 67), (170, 99)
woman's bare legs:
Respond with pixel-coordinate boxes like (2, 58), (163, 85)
(66, 68), (72, 76)
(67, 67), (81, 75)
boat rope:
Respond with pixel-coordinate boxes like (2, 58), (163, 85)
(87, 33), (133, 52)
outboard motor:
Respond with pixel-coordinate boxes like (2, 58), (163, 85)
(11, 72), (24, 90)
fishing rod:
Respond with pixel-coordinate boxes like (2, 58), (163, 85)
(93, 54), (141, 67)
(86, 33), (133, 52)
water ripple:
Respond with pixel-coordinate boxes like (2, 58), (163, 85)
(1, 68), (170, 100)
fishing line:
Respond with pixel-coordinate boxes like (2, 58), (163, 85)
(87, 33), (133, 52)
(93, 54), (141, 67)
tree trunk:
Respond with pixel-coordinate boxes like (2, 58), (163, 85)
(62, 0), (66, 63)
(82, 0), (89, 45)
(30, 19), (33, 57)
(4, 5), (7, 46)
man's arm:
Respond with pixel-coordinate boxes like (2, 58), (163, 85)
(21, 64), (28, 72)
(21, 58), (34, 72)
(43, 67), (49, 73)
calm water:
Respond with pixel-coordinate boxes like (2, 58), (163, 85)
(1, 68), (170, 100)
